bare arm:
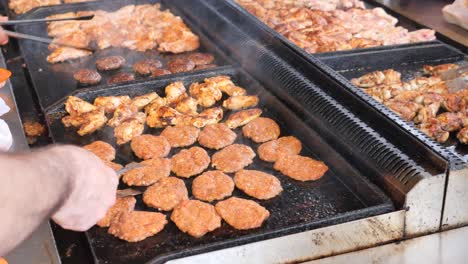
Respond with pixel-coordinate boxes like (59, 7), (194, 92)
(0, 145), (118, 256)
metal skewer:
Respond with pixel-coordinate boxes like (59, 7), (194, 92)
(0, 15), (94, 26)
(3, 30), (95, 51)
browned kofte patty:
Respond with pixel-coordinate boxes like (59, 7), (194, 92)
(171, 200), (221, 238)
(171, 146), (210, 178)
(167, 58), (195, 73)
(160, 125), (200, 148)
(73, 69), (102, 85)
(122, 158), (171, 186)
(108, 211), (167, 242)
(107, 72), (135, 85)
(95, 55), (126, 71)
(234, 170), (282, 200)
(192, 170), (234, 202)
(143, 177), (188, 211)
(133, 59), (163, 75)
(258, 136), (302, 162)
(130, 134), (171, 160)
(97, 196), (136, 227)
(215, 197), (270, 230)
(187, 52), (215, 66)
(242, 117), (280, 143)
(274, 154), (328, 181)
(151, 68), (172, 77)
(198, 123), (237, 150)
(211, 144), (255, 173)
(83, 140), (116, 162)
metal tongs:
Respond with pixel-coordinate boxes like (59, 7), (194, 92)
(441, 64), (468, 93)
(116, 162), (144, 198)
(1, 15), (95, 51)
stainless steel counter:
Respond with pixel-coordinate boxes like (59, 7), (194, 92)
(375, 0), (468, 47)
(1, 53), (60, 264)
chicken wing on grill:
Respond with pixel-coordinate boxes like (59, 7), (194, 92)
(189, 82), (223, 108)
(191, 107), (224, 128)
(65, 96), (96, 116)
(351, 69), (401, 88)
(165, 82), (187, 104)
(384, 100), (421, 121)
(418, 119), (450, 143)
(222, 95), (260, 110)
(108, 104), (139, 127)
(204, 76), (247, 96)
(94, 96), (131, 114)
(423, 64), (459, 77)
(225, 108), (262, 129)
(175, 97), (198, 115)
(457, 127), (468, 144)
(114, 118), (145, 145)
(146, 106), (185, 128)
(132, 92), (159, 110)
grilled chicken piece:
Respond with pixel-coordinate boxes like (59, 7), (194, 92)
(223, 95), (260, 110)
(175, 97), (198, 115)
(157, 23), (200, 53)
(385, 100), (421, 121)
(442, 93), (466, 112)
(132, 92), (159, 110)
(93, 96), (131, 114)
(146, 106), (184, 128)
(191, 107), (224, 128)
(408, 29), (436, 43)
(415, 93), (444, 106)
(9, 0), (61, 15)
(65, 96), (96, 116)
(47, 47), (92, 64)
(392, 90), (422, 102)
(351, 69), (401, 88)
(189, 82), (223, 108)
(145, 97), (167, 115)
(225, 108), (262, 129)
(423, 64), (459, 77)
(108, 104), (139, 127)
(403, 76), (442, 91)
(436, 112), (463, 132)
(77, 109), (108, 136)
(114, 118), (145, 145)
(414, 103), (441, 124)
(52, 31), (91, 50)
(63, 108), (107, 136)
(165, 82), (187, 104)
(204, 76), (247, 96)
(419, 119), (450, 143)
(457, 127), (468, 144)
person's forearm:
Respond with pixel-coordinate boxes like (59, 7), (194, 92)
(0, 147), (70, 256)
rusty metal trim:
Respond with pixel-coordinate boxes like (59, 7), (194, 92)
(168, 211), (404, 264)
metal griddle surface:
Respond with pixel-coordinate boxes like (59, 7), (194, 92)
(45, 68), (393, 264)
(220, 0), (438, 58)
(335, 59), (468, 162)
(14, 0), (231, 110)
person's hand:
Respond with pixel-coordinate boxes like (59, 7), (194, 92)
(50, 145), (118, 231)
(0, 16), (8, 45)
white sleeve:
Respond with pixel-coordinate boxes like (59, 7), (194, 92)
(0, 119), (13, 151)
(0, 97), (10, 116)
